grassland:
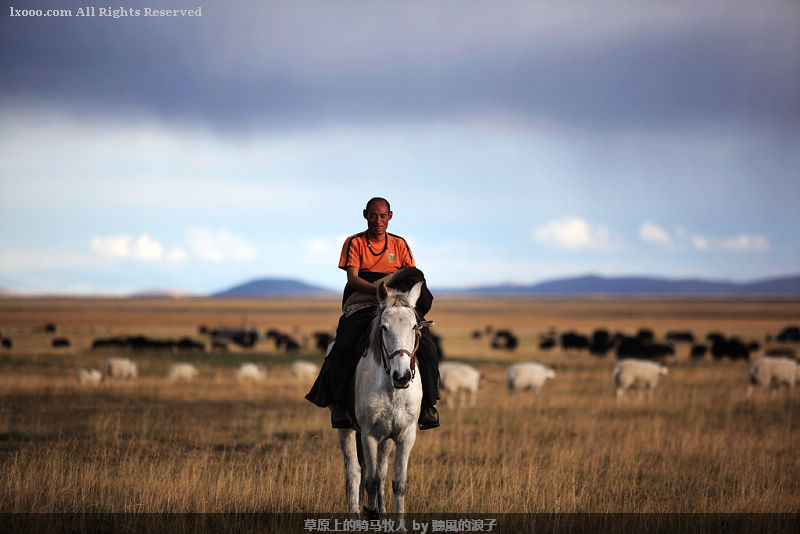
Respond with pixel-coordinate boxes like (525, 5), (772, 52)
(0, 297), (799, 514)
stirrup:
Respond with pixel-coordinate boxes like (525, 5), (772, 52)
(418, 406), (439, 430)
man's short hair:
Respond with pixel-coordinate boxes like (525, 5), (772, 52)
(365, 197), (391, 212)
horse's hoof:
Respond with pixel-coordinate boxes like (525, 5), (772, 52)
(362, 507), (380, 520)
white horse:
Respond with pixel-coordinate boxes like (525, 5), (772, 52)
(337, 281), (432, 517)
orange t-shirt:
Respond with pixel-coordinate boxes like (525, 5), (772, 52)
(338, 232), (415, 274)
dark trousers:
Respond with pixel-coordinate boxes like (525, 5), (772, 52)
(306, 307), (440, 408)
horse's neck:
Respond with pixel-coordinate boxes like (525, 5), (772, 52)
(360, 348), (391, 390)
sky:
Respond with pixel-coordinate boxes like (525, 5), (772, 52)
(1, 0), (799, 295)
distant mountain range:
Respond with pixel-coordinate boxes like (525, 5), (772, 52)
(212, 278), (335, 297)
(209, 274), (800, 298)
(443, 274), (800, 296)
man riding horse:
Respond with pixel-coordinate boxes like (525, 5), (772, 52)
(306, 197), (440, 430)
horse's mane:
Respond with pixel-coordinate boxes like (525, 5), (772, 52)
(369, 291), (414, 364)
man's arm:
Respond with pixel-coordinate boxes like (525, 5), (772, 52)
(346, 266), (379, 295)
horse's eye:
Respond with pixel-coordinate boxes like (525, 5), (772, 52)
(381, 325), (387, 331)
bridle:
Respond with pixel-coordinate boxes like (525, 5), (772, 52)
(378, 306), (431, 381)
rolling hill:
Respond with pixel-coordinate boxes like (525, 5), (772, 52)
(212, 278), (335, 297)
(450, 274), (800, 296)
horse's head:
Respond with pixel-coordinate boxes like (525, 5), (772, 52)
(373, 281), (434, 389)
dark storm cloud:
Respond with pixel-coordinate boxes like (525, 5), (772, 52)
(2, 0), (798, 132)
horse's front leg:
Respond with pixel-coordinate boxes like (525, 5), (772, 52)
(392, 428), (417, 516)
(361, 433), (381, 517)
(338, 429), (361, 515)
(375, 439), (392, 514)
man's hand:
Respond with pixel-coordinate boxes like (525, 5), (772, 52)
(346, 266), (379, 295)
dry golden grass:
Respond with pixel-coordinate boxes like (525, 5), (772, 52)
(0, 297), (799, 513)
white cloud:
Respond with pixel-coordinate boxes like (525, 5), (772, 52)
(90, 233), (163, 261)
(639, 221), (673, 249)
(690, 234), (710, 251)
(90, 231), (259, 263)
(90, 235), (131, 259)
(59, 282), (130, 296)
(718, 233), (771, 252)
(185, 228), (257, 261)
(641, 226), (770, 253)
(167, 247), (188, 262)
(641, 228), (769, 253)
(132, 234), (164, 261)
(533, 216), (612, 250)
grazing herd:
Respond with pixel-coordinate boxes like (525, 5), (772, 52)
(74, 358), (281, 385)
(92, 336), (204, 352)
(6, 318), (797, 402)
(435, 352), (797, 407)
(0, 323), (333, 356)
(449, 322), (800, 404)
(479, 325), (792, 366)
(6, 322), (333, 387)
(436, 360), (559, 408)
(72, 358), (324, 385)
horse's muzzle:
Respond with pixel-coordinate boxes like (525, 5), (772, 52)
(392, 370), (412, 389)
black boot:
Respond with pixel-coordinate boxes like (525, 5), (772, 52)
(331, 404), (351, 429)
(418, 405), (439, 430)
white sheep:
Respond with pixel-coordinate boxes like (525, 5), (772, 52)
(234, 362), (266, 383)
(167, 362), (199, 382)
(747, 357), (800, 397)
(290, 359), (319, 383)
(103, 357), (138, 380)
(613, 359), (668, 402)
(438, 361), (481, 408)
(506, 362), (556, 401)
(76, 368), (102, 385)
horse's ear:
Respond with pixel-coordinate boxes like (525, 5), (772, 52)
(377, 281), (389, 304)
(407, 281), (423, 308)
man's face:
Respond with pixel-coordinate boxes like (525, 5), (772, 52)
(364, 201), (392, 237)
